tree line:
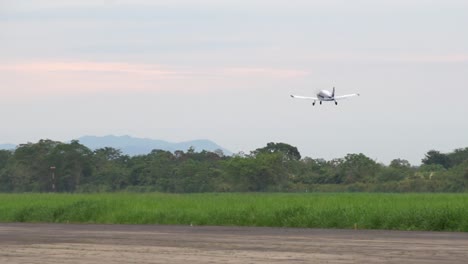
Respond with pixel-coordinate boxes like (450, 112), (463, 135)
(0, 140), (467, 193)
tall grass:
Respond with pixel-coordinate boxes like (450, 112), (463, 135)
(1, 193), (467, 231)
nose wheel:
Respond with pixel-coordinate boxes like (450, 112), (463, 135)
(335, 101), (338, 105)
(312, 101), (316, 106)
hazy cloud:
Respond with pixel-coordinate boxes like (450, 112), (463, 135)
(1, 0), (467, 164)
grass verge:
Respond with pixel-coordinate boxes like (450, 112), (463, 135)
(1, 193), (467, 231)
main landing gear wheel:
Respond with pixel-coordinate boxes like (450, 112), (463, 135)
(335, 101), (338, 105)
(320, 101), (322, 105)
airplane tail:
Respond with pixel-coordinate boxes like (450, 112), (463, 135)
(332, 87), (335, 98)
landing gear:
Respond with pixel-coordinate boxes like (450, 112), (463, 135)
(320, 101), (322, 105)
(312, 101), (316, 106)
(335, 101), (338, 105)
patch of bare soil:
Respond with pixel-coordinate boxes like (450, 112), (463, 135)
(1, 223), (467, 264)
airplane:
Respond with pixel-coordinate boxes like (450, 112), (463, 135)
(290, 87), (360, 106)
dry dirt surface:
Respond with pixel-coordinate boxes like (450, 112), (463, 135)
(1, 223), (468, 264)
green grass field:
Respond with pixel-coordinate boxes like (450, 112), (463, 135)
(1, 193), (467, 232)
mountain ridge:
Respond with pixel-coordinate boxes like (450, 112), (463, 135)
(0, 136), (232, 156)
(0, 144), (16, 150)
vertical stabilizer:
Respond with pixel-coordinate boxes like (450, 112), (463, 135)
(332, 87), (335, 98)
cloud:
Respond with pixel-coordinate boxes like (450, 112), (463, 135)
(0, 61), (310, 78)
(0, 61), (178, 77)
(0, 61), (183, 97)
(8, 0), (468, 10)
(0, 60), (310, 98)
(302, 53), (468, 64)
(379, 54), (468, 63)
(223, 67), (310, 78)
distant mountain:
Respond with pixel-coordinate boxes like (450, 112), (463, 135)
(0, 144), (16, 150)
(76, 135), (232, 156)
(0, 136), (231, 156)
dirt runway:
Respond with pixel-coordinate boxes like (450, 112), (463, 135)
(1, 223), (467, 263)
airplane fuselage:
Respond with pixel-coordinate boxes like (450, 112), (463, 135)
(317, 90), (335, 101)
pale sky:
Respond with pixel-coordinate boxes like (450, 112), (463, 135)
(1, 0), (467, 164)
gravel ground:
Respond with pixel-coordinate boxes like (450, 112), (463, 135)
(1, 223), (467, 264)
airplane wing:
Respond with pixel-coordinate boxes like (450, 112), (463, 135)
(290, 95), (319, 100)
(334, 93), (360, 100)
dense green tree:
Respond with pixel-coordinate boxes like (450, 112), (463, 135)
(389, 159), (411, 169)
(0, 150), (13, 192)
(422, 150), (450, 169)
(11, 140), (61, 192)
(0, 150), (12, 169)
(292, 158), (339, 184)
(253, 142), (301, 161)
(338, 154), (380, 183)
(223, 152), (286, 191)
(49, 140), (94, 192)
(89, 147), (129, 191)
(447, 148), (468, 167)
(128, 150), (175, 191)
(377, 159), (413, 183)
(1, 139), (468, 193)
(378, 167), (408, 183)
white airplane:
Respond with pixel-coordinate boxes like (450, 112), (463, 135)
(290, 87), (359, 106)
